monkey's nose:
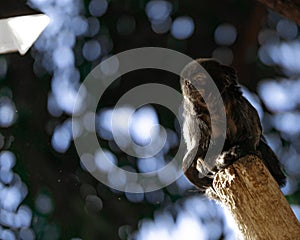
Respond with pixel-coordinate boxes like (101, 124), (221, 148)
(184, 79), (191, 86)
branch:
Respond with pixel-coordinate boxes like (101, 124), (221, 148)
(257, 0), (300, 26)
(213, 155), (300, 239)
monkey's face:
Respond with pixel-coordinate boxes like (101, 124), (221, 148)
(196, 59), (238, 94)
(181, 75), (206, 103)
(181, 58), (238, 104)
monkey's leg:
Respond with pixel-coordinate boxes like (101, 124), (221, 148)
(215, 145), (242, 169)
(215, 143), (262, 170)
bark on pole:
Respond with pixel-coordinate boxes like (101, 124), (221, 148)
(213, 155), (300, 239)
(257, 0), (300, 26)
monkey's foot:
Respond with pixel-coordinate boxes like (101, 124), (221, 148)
(216, 145), (262, 170)
(215, 145), (243, 169)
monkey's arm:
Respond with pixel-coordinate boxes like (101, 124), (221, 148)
(182, 146), (213, 191)
(214, 91), (262, 168)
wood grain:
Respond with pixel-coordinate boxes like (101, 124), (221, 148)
(213, 155), (300, 239)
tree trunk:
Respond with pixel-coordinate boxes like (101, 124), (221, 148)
(257, 0), (300, 26)
(213, 155), (300, 239)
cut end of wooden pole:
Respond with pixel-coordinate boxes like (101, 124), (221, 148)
(213, 155), (300, 240)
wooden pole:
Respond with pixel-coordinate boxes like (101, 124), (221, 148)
(213, 155), (300, 239)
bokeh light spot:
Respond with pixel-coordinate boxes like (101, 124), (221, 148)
(35, 194), (53, 215)
(57, 30), (76, 48)
(0, 97), (17, 128)
(0, 151), (16, 170)
(82, 40), (102, 62)
(89, 0), (109, 17)
(53, 47), (75, 69)
(137, 157), (161, 173)
(100, 55), (120, 76)
(1, 230), (15, 240)
(276, 19), (298, 40)
(258, 80), (295, 112)
(85, 195), (103, 213)
(129, 106), (159, 146)
(1, 187), (22, 212)
(71, 16), (88, 36)
(51, 125), (72, 153)
(19, 228), (35, 240)
(95, 149), (117, 172)
(87, 17), (101, 37)
(146, 0), (172, 22)
(171, 16), (195, 40)
(151, 17), (172, 34)
(214, 23), (237, 46)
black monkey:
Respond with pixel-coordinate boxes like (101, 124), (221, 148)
(181, 59), (285, 194)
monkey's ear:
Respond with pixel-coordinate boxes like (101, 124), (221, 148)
(221, 65), (238, 85)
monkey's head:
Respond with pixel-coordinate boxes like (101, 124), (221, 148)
(181, 58), (238, 102)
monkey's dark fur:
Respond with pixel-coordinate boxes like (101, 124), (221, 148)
(181, 59), (286, 194)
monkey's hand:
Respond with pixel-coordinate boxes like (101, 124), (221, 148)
(182, 145), (216, 191)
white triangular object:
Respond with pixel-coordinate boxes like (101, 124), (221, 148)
(0, 20), (17, 54)
(7, 14), (50, 55)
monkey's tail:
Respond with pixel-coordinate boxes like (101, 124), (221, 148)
(258, 139), (286, 187)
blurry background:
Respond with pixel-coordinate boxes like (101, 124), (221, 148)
(0, 0), (300, 239)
